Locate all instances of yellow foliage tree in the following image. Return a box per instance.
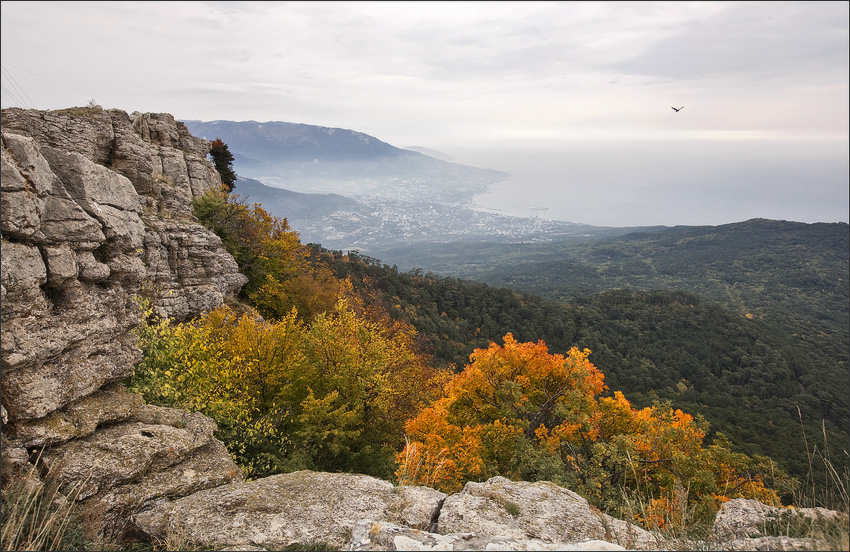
[131,290,444,479]
[130,300,305,476]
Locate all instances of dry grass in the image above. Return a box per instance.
[148,523,203,551]
[53,105,107,118]
[788,409,849,551]
[612,487,704,551]
[0,458,87,551]
[794,408,849,512]
[395,436,448,490]
[612,414,850,551]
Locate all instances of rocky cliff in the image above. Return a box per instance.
[1,108,843,551]
[1,107,247,536]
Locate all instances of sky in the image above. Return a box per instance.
[2,1,848,227]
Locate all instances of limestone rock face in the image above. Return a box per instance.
[125,469,847,552]
[437,477,660,550]
[39,404,241,534]
[0,108,218,217]
[7,383,143,448]
[1,107,246,537]
[711,497,848,550]
[141,219,245,320]
[1,107,246,426]
[133,471,446,550]
[132,473,663,551]
[392,484,448,531]
[347,519,628,551]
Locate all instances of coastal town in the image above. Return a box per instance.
[290,192,592,252]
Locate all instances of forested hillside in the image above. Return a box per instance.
[373,220,848,330]
[318,246,848,497]
[369,220,849,438]
[129,187,846,532]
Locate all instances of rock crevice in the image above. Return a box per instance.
[427,495,446,533]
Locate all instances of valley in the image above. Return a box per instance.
[183,117,849,499]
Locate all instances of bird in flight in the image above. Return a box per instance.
[671,106,684,112]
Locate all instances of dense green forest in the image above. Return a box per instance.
[317,220,849,501]
[371,220,848,341]
[368,220,849,421]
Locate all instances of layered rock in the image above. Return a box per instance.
[0,108,246,425]
[1,108,215,218]
[437,477,659,550]
[128,457,846,551]
[1,107,246,537]
[38,404,241,535]
[132,473,661,551]
[348,520,629,551]
[133,471,447,550]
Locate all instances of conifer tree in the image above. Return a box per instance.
[209,137,237,192]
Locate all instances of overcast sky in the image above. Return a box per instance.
[2,1,848,225]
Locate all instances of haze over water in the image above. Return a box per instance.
[2,2,846,230]
[456,137,849,228]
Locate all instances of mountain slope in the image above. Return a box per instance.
[322,244,848,498]
[404,145,454,161]
[371,219,849,335]
[182,118,648,250]
[232,175,359,222]
[181,119,508,198]
[183,119,405,162]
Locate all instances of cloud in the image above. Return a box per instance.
[613,1,849,80]
[1,1,846,143]
[2,1,846,225]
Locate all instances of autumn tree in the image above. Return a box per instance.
[192,188,343,321]
[129,299,305,476]
[129,290,445,480]
[398,334,604,492]
[209,137,237,192]
[397,334,791,528]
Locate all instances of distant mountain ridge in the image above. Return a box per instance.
[233,176,359,222]
[404,145,454,162]
[181,119,509,201]
[183,118,632,251]
[183,119,408,163]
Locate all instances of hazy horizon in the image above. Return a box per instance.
[446,136,849,227]
[228,129,850,228]
[2,1,847,228]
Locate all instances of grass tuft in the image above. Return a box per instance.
[503,500,522,517]
[0,458,87,551]
[395,436,447,490]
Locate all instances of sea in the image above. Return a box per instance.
[448,137,849,228]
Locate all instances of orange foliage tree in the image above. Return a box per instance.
[397,333,790,528]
